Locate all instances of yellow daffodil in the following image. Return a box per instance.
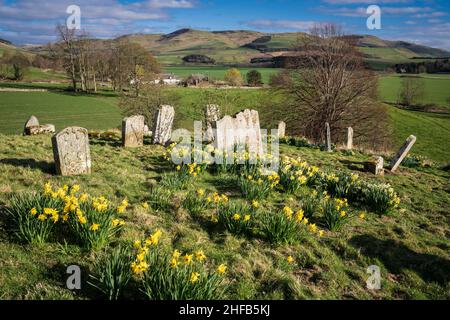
[142,202,149,209]
[134,240,142,249]
[30,208,37,216]
[190,272,200,284]
[359,213,366,220]
[251,200,259,209]
[90,223,100,231]
[170,258,179,269]
[244,215,251,222]
[195,250,206,262]
[37,214,47,221]
[287,256,294,263]
[78,216,87,224]
[318,230,325,237]
[233,214,241,221]
[184,254,194,265]
[217,264,227,274]
[295,210,304,222]
[172,250,181,259]
[308,224,318,233]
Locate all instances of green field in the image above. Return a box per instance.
[164,66,280,83]
[0,91,121,134]
[379,74,450,108]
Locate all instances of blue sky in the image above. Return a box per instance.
[1,0,449,49]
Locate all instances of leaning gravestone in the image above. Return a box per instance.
[278,121,286,138]
[152,105,175,145]
[52,127,91,176]
[204,104,221,142]
[325,122,332,152]
[122,115,145,147]
[24,115,39,135]
[347,127,353,150]
[390,135,417,172]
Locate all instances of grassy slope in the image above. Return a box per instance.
[388,107,450,163]
[379,74,450,108]
[0,134,448,299]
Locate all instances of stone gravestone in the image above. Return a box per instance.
[122,115,145,147]
[278,121,286,139]
[347,127,353,150]
[152,105,175,146]
[214,116,236,152]
[28,124,56,135]
[364,156,384,176]
[204,104,221,142]
[214,109,263,156]
[325,122,332,152]
[52,127,91,176]
[390,135,417,172]
[24,115,39,134]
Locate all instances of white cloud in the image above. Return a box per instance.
[0,0,196,44]
[245,20,318,31]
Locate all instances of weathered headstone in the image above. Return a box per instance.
[364,156,384,176]
[325,122,332,152]
[278,121,286,138]
[204,104,221,142]
[23,115,39,135]
[122,115,145,147]
[214,109,263,156]
[214,116,236,152]
[390,135,417,172]
[28,124,56,135]
[347,127,353,150]
[52,127,91,176]
[152,105,175,145]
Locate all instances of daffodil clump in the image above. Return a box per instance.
[6,183,126,250]
[67,194,127,251]
[238,170,280,201]
[216,200,253,236]
[260,205,324,245]
[359,182,401,214]
[6,189,64,244]
[299,190,320,219]
[183,188,212,216]
[130,230,227,300]
[321,197,351,231]
[148,186,173,211]
[316,171,360,200]
[279,156,319,194]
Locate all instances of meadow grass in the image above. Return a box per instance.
[0,134,448,299]
[379,74,450,108]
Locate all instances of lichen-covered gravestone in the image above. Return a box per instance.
[52,127,92,176]
[347,127,353,150]
[364,156,384,176]
[28,124,56,135]
[278,121,286,138]
[122,115,145,147]
[204,104,221,142]
[152,105,175,145]
[390,135,417,172]
[326,122,332,152]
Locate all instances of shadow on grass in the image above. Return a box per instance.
[349,234,450,286]
[0,158,55,174]
[338,159,368,173]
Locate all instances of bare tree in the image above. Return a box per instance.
[399,76,425,107]
[274,23,390,149]
[56,24,78,91]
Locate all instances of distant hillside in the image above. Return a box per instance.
[11,28,450,69]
